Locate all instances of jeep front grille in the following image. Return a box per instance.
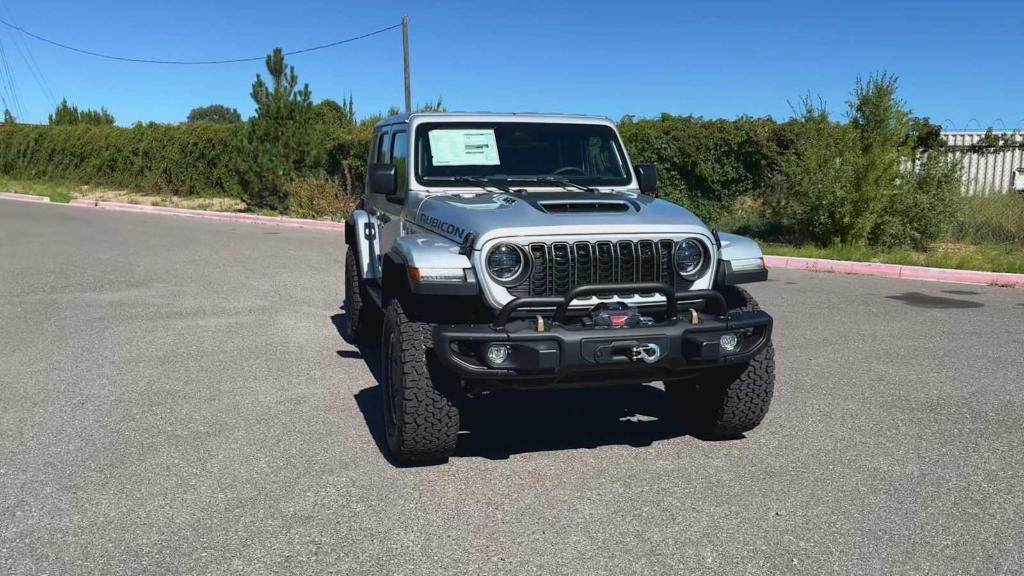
[508,239,686,297]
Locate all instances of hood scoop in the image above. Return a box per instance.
[536,199,633,214]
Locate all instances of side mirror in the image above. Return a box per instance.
[370,163,398,198]
[634,164,658,194]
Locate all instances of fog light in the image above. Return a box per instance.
[720,333,740,353]
[486,344,510,365]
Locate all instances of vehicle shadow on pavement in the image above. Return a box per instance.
[454,386,685,459]
[333,311,689,463]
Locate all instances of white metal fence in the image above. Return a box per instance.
[941,131,1024,196]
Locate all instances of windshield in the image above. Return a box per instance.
[414,122,632,188]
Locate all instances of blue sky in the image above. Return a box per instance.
[0,0,1021,128]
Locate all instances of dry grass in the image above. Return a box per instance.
[765,241,1024,274]
[76,188,247,212]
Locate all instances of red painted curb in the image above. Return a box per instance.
[0,192,50,203]
[764,255,1024,287]
[67,199,345,231]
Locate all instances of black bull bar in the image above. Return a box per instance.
[432,283,772,381]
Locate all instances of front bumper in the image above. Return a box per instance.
[433,283,772,384]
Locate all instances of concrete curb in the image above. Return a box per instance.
[0,192,50,203]
[6,193,1021,287]
[66,199,345,232]
[764,255,1024,287]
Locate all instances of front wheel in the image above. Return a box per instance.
[666,343,775,438]
[665,286,775,438]
[381,299,460,464]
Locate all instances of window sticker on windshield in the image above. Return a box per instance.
[428,129,501,166]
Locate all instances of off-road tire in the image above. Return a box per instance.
[343,246,378,344]
[381,299,460,464]
[666,286,775,438]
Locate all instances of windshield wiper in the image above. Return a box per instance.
[422,176,517,195]
[499,175,597,193]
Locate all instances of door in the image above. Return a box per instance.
[362,128,392,279]
[377,129,408,256]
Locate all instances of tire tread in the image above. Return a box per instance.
[384,300,459,463]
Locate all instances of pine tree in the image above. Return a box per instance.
[49,98,80,125]
[48,99,114,126]
[240,48,323,211]
[3,108,14,124]
[79,106,115,126]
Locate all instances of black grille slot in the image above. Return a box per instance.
[529,243,549,296]
[574,242,595,286]
[637,240,657,296]
[551,243,573,294]
[638,241,657,282]
[511,238,685,297]
[658,240,674,284]
[596,242,616,284]
[617,241,637,283]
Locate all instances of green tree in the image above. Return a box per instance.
[48,99,114,126]
[908,116,944,152]
[846,72,908,237]
[416,97,446,113]
[775,98,864,244]
[773,74,960,247]
[187,104,242,124]
[79,107,115,126]
[3,108,14,124]
[239,47,323,211]
[48,98,80,125]
[312,96,355,131]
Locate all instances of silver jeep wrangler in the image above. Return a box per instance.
[344,112,774,464]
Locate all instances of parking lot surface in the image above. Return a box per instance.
[2,200,1022,575]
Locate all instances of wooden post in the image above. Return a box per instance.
[402,16,411,114]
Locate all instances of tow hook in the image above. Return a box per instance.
[631,343,662,364]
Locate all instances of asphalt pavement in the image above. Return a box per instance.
[1,200,1022,575]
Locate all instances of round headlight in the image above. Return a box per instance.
[486,243,527,284]
[674,239,706,278]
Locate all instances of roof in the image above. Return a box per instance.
[374,111,612,128]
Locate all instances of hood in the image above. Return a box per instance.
[410,190,709,247]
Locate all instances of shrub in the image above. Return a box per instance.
[618,114,788,222]
[0,123,245,197]
[871,152,963,248]
[772,102,866,244]
[287,176,359,221]
[769,74,954,248]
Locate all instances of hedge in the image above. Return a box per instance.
[0,123,246,197]
[618,114,792,222]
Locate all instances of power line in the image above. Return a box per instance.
[10,34,56,108]
[0,35,25,118]
[1,1,57,108]
[0,17,401,65]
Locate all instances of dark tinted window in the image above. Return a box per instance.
[375,131,391,163]
[390,131,408,190]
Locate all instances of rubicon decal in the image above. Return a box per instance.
[418,212,468,240]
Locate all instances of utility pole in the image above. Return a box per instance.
[402,15,411,113]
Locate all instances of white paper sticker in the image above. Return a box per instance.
[428,129,501,166]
